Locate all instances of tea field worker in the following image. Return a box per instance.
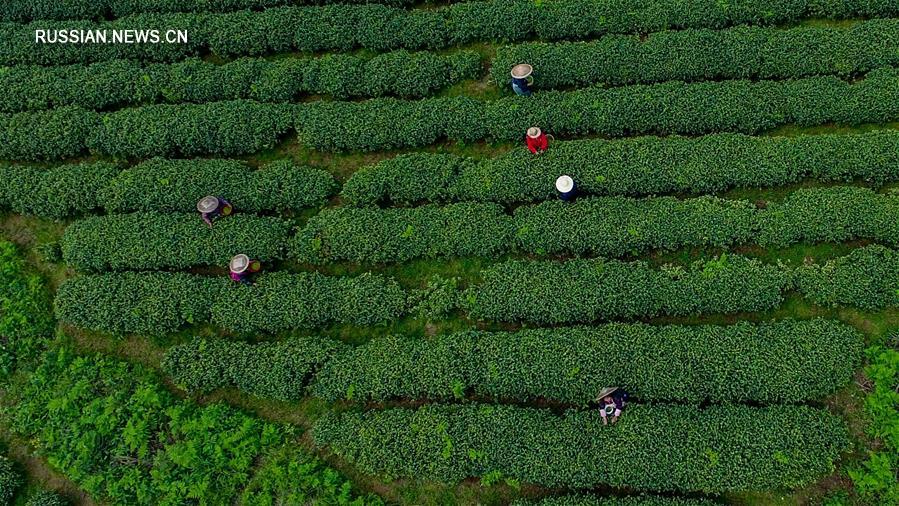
[510,63,534,96]
[596,387,628,425]
[555,175,577,201]
[526,126,549,155]
[229,254,261,286]
[198,195,233,227]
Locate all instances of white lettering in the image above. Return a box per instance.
[34,29,46,43]
[166,30,188,43]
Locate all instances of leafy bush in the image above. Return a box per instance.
[294,203,513,264]
[313,403,849,492]
[0,51,481,112]
[162,336,344,400]
[849,345,899,503]
[55,271,408,335]
[4,0,897,64]
[312,319,862,404]
[0,241,53,377]
[209,272,408,333]
[297,69,899,152]
[341,131,899,204]
[0,107,97,161]
[24,491,68,506]
[796,245,899,311]
[0,455,22,506]
[514,496,714,506]
[0,158,336,219]
[54,272,224,335]
[491,19,899,89]
[60,213,291,272]
[464,254,791,324]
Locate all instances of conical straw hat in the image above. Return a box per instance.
[230,254,250,273]
[197,195,219,213]
[511,63,533,79]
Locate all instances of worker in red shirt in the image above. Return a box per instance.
[526,126,548,155]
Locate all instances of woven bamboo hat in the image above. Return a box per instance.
[527,127,542,138]
[197,196,219,213]
[230,254,250,273]
[555,175,574,193]
[595,386,619,402]
[511,63,533,79]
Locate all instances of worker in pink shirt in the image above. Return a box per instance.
[229,254,261,286]
[197,195,233,227]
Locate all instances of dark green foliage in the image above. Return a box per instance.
[0,455,22,506]
[313,403,849,492]
[209,272,408,333]
[0,162,116,218]
[54,272,224,335]
[465,255,791,324]
[514,495,715,506]
[491,19,899,89]
[0,158,336,219]
[311,319,862,404]
[4,1,898,64]
[0,51,481,112]
[0,241,54,377]
[86,101,293,159]
[0,107,97,161]
[24,491,69,506]
[61,213,291,272]
[296,70,899,152]
[163,336,344,400]
[55,271,408,335]
[342,131,899,204]
[294,203,513,264]
[240,444,385,506]
[796,245,899,311]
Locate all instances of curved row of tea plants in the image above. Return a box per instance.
[310,319,863,405]
[491,19,899,89]
[61,213,292,272]
[297,69,899,152]
[54,271,407,335]
[297,186,899,264]
[163,319,861,405]
[0,51,481,113]
[342,130,899,204]
[0,158,336,219]
[515,496,715,506]
[5,0,894,65]
[469,246,899,325]
[5,70,899,160]
[312,403,848,492]
[8,346,382,505]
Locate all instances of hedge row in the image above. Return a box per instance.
[296,69,899,152]
[162,336,344,401]
[0,0,416,22]
[491,19,899,89]
[60,213,291,272]
[0,51,481,113]
[311,319,862,405]
[796,244,899,311]
[0,158,335,218]
[514,497,715,506]
[296,186,899,263]
[54,271,407,335]
[464,254,790,324]
[294,202,514,264]
[313,403,848,492]
[0,101,292,161]
[4,71,898,160]
[5,0,897,64]
[342,130,899,204]
[10,347,382,505]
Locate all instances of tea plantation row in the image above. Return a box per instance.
[160,319,862,405]
[5,71,899,160]
[0,158,335,218]
[54,245,899,334]
[312,403,847,492]
[5,0,895,65]
[342,130,899,204]
[59,186,899,269]
[0,51,481,113]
